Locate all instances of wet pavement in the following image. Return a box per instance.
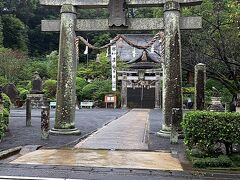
[75,109,149,150]
[11,149,183,171]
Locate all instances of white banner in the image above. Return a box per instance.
[111,44,117,91]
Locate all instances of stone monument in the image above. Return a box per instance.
[3,83,19,105]
[194,63,206,110]
[27,71,44,109]
[31,71,43,94]
[208,87,225,112]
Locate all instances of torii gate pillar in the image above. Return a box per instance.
[158,1,183,136]
[50,5,80,135]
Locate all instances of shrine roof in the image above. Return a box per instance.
[116,34,161,64]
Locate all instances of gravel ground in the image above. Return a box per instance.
[0,108,127,151]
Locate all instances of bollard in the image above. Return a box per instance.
[26,98,32,127]
[170,108,182,144]
[41,104,50,140]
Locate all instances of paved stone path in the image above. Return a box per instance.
[75,109,150,150]
[11,149,183,171]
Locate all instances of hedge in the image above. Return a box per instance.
[0,112,7,140]
[182,111,240,155]
[192,155,233,168]
[0,93,11,140]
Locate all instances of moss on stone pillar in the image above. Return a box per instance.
[51,5,80,135]
[160,1,183,135]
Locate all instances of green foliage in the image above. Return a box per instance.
[2,108,9,126]
[0,112,6,140]
[182,111,240,154]
[0,76,8,86]
[46,51,58,80]
[2,93,11,112]
[2,14,28,52]
[76,77,88,102]
[81,80,112,102]
[17,87,29,101]
[82,83,98,100]
[43,79,57,100]
[0,16,3,47]
[181,0,240,97]
[0,93,11,139]
[0,48,28,82]
[229,154,240,167]
[192,155,233,168]
[20,60,49,81]
[206,79,233,104]
[78,51,111,80]
[182,87,195,94]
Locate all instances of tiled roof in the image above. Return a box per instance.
[116,34,161,64]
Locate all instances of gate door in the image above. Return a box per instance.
[127,87,155,108]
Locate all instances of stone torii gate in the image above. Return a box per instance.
[40,0,202,135]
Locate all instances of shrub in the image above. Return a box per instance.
[182,111,240,155]
[192,155,233,168]
[229,154,240,167]
[0,112,7,140]
[2,93,11,112]
[2,108,9,126]
[17,87,29,101]
[182,87,195,94]
[0,76,8,86]
[82,83,98,100]
[81,80,112,102]
[0,93,11,140]
[43,79,57,100]
[76,77,88,102]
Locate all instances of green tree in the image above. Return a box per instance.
[0,48,28,82]
[181,0,240,98]
[19,60,49,81]
[0,16,3,47]
[2,14,28,52]
[46,51,58,80]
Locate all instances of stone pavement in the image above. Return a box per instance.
[11,149,183,171]
[75,109,149,150]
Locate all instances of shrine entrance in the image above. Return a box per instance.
[128,86,155,109]
[40,0,203,135]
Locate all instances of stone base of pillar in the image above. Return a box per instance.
[121,105,128,109]
[50,128,81,135]
[157,129,171,137]
[157,129,184,139]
